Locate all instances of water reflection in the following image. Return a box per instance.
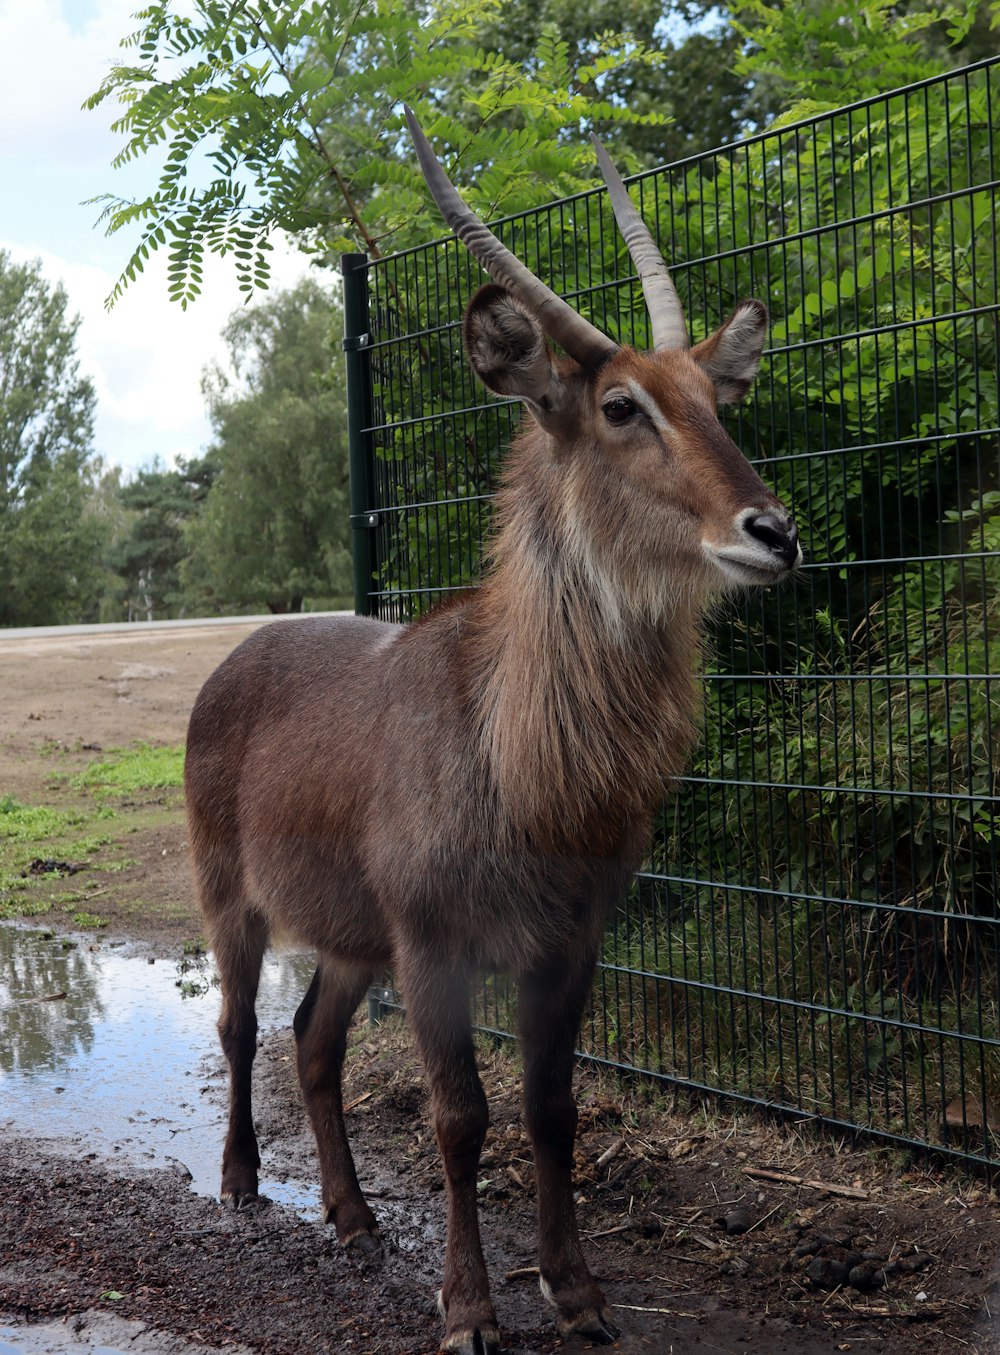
[0,926,316,1204]
[1,935,104,1073]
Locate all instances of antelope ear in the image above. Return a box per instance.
[691,299,769,405]
[463,285,567,427]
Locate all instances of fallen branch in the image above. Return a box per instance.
[583,1222,633,1241]
[344,1090,374,1112]
[743,1167,870,1199]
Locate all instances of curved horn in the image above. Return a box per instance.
[405,106,617,370]
[591,136,689,352]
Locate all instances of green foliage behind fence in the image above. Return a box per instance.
[348,59,1000,1166]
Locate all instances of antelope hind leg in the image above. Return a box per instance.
[213,912,269,1207]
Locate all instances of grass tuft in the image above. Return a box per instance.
[71,911,108,929]
[0,795,76,843]
[74,743,185,796]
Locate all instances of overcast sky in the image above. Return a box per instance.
[0,0,313,476]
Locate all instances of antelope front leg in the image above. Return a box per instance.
[294,959,380,1251]
[518,960,620,1344]
[399,955,498,1355]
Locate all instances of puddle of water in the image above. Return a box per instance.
[0,1315,251,1355]
[0,1330,122,1355]
[0,1324,129,1355]
[0,926,317,1209]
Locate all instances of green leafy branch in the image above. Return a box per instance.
[85,0,667,307]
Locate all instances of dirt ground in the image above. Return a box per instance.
[1,620,999,1355]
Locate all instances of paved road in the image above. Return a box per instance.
[0,612,350,643]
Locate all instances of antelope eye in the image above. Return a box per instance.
[602,395,636,425]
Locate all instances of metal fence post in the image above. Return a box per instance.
[343,252,395,1025]
[367,982,399,1026]
[341,252,377,618]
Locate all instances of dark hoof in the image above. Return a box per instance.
[441,1329,500,1355]
[559,1311,620,1345]
[343,1228,382,1257]
[220,1189,260,1211]
[583,1315,620,1344]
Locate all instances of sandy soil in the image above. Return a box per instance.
[1,621,999,1355]
[0,621,268,948]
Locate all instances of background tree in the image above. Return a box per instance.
[106,456,218,620]
[729,0,979,112]
[181,278,352,614]
[463,0,756,166]
[0,253,107,627]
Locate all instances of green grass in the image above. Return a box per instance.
[0,741,184,922]
[0,795,78,843]
[73,743,185,796]
[0,797,80,913]
[0,894,53,921]
[71,911,108,929]
[71,831,116,854]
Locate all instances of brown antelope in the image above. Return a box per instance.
[185,108,801,1355]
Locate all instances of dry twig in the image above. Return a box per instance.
[596,1137,626,1170]
[743,1166,870,1199]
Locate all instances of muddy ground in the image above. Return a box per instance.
[1,620,999,1355]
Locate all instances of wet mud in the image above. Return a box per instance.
[3,923,1000,1354]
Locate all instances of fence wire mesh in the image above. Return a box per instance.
[345,59,1000,1167]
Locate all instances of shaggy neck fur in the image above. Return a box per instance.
[467,441,705,847]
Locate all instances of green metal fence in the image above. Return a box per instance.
[344,58,1000,1168]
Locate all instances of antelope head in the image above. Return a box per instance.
[405,110,801,621]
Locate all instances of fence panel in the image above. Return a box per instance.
[345,58,1000,1167]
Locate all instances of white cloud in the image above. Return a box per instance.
[0,1,319,475]
[2,234,316,473]
[0,0,140,165]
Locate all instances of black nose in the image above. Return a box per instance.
[745,511,800,568]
